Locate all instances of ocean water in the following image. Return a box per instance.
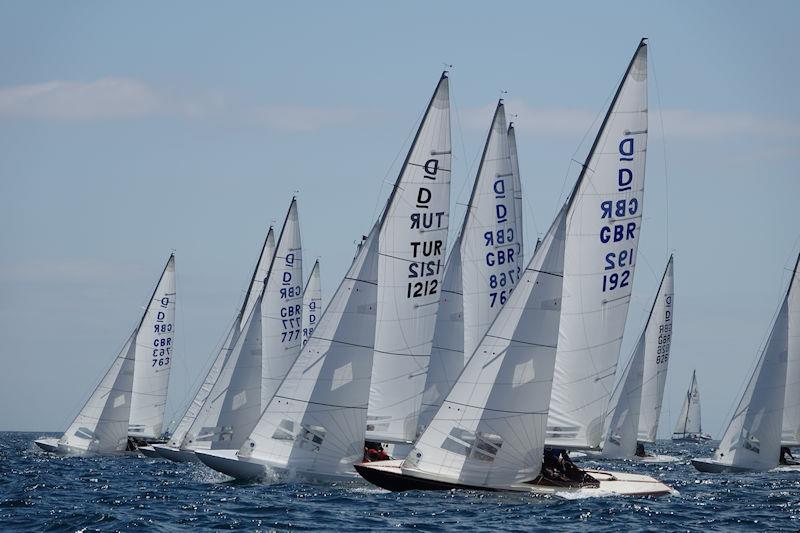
[2,432,799,531]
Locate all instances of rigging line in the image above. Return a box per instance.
[369,88,429,225]
[649,44,671,259]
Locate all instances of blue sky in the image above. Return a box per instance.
[1,1,798,437]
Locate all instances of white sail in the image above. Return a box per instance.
[60,333,137,453]
[673,371,702,436]
[714,297,789,471]
[601,333,645,458]
[129,254,177,440]
[403,205,566,488]
[367,73,452,443]
[507,122,524,268]
[417,102,521,434]
[417,234,463,433]
[547,40,649,449]
[166,323,237,449]
[460,102,520,363]
[168,227,275,449]
[781,253,800,446]
[638,256,675,443]
[302,260,322,347]
[260,197,304,408]
[238,226,380,476]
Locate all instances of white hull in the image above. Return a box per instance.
[137,445,161,458]
[151,444,201,463]
[356,460,675,497]
[34,438,61,454]
[34,437,130,457]
[691,457,763,473]
[195,449,268,480]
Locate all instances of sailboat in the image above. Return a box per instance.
[194,72,452,481]
[671,371,711,441]
[35,254,176,455]
[356,39,673,496]
[162,199,304,465]
[152,226,276,462]
[692,252,799,473]
[596,256,678,463]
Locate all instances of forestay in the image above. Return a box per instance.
[673,371,702,437]
[403,205,566,488]
[238,226,380,476]
[367,73,452,443]
[302,260,322,347]
[714,295,789,471]
[168,228,275,450]
[60,333,137,453]
[418,102,522,435]
[781,253,800,446]
[129,255,177,440]
[547,40,649,449]
[638,256,675,443]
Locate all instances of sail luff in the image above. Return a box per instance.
[240,227,276,330]
[507,123,524,268]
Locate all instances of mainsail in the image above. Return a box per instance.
[238,225,380,476]
[601,256,674,457]
[367,73,452,444]
[302,260,322,347]
[418,101,521,434]
[713,295,789,471]
[260,198,304,408]
[638,256,675,443]
[403,205,567,487]
[546,39,649,449]
[781,253,800,446]
[166,228,276,450]
[128,254,177,440]
[673,371,702,437]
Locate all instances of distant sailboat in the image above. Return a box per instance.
[195,72,452,480]
[692,252,799,473]
[35,255,176,455]
[152,226,276,462]
[356,40,673,497]
[671,371,710,441]
[599,256,677,462]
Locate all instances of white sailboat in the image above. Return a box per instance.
[692,252,799,473]
[151,227,276,463]
[169,199,303,466]
[417,101,521,437]
[671,371,710,441]
[782,253,800,450]
[597,256,678,462]
[35,255,176,455]
[356,40,673,497]
[195,73,451,480]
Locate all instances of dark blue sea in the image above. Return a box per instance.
[2,432,799,531]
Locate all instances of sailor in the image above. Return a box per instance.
[779,446,797,465]
[635,442,647,457]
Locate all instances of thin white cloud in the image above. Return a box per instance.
[465,98,800,141]
[0,78,161,120]
[0,78,363,132]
